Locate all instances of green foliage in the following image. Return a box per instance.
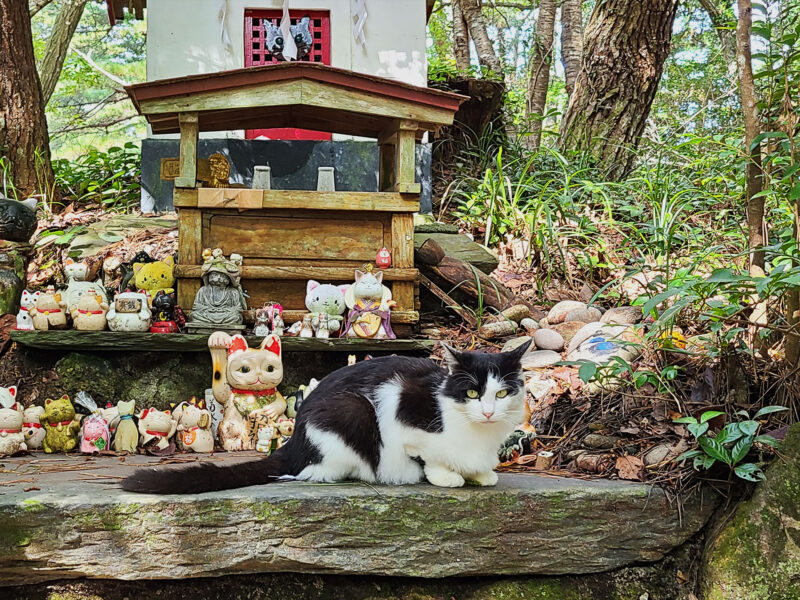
[674,407,787,481]
[53,142,141,211]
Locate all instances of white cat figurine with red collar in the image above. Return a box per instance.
[0,386,27,457]
[15,290,38,331]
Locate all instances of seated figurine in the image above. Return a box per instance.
[187,249,247,334]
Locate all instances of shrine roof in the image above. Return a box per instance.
[126,62,468,137]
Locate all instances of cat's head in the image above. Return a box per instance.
[20,290,39,309]
[226,334,283,391]
[43,395,75,421]
[64,258,89,281]
[440,341,531,426]
[0,386,20,411]
[306,280,348,316]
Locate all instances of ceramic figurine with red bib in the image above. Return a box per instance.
[0,386,26,457]
[137,408,177,451]
[208,332,289,451]
[174,398,214,453]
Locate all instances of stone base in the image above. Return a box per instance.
[0,454,718,586]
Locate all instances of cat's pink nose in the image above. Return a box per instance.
[482,411,494,420]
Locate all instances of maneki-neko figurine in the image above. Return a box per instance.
[30,286,68,331]
[187,249,247,335]
[40,395,81,453]
[208,332,290,451]
[0,386,26,457]
[70,288,109,331]
[344,265,396,339]
[150,290,180,333]
[173,397,214,453]
[137,408,177,453]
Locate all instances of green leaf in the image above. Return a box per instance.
[734,463,766,482]
[674,449,703,462]
[731,436,754,465]
[694,455,716,470]
[754,406,789,418]
[578,362,598,382]
[739,421,760,436]
[750,131,788,150]
[718,423,744,445]
[700,411,725,423]
[698,436,732,465]
[754,435,782,448]
[673,416,699,424]
[642,289,682,318]
[688,422,709,438]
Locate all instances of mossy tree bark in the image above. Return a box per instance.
[0,0,57,202]
[559,0,583,99]
[559,0,679,179]
[39,0,88,105]
[526,0,557,149]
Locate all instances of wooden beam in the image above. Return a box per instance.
[134,0,144,19]
[379,144,396,193]
[175,265,418,282]
[177,208,202,309]
[419,273,478,328]
[182,188,420,212]
[391,213,416,311]
[395,126,416,186]
[175,112,198,188]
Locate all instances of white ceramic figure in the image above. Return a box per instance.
[174,400,214,453]
[314,313,330,339]
[63,279,109,315]
[137,408,177,451]
[64,258,89,282]
[15,290,39,330]
[343,268,396,339]
[255,425,277,453]
[22,405,46,450]
[71,288,109,331]
[0,386,26,457]
[107,292,152,332]
[305,280,348,333]
[299,314,314,338]
[29,286,68,330]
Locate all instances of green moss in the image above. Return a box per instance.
[55,354,117,400]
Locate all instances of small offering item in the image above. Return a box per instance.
[253,302,283,336]
[64,257,89,282]
[255,425,277,453]
[314,313,330,339]
[137,408,177,452]
[375,247,392,269]
[174,398,214,453]
[62,278,108,315]
[80,414,110,454]
[15,290,38,331]
[30,286,68,331]
[71,288,109,331]
[344,266,396,339]
[298,314,314,338]
[40,395,81,453]
[187,249,247,334]
[0,386,26,457]
[108,292,151,332]
[112,400,138,453]
[22,405,45,450]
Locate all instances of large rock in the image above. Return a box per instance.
[414,232,498,274]
[0,455,717,585]
[702,424,800,600]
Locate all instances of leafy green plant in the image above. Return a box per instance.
[673,407,787,481]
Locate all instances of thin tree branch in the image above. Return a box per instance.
[71,47,130,88]
[29,0,55,17]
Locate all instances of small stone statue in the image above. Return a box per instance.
[187,249,247,334]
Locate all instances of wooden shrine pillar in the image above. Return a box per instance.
[175,112,201,310]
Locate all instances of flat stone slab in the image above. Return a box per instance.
[0,454,717,585]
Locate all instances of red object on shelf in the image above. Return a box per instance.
[375,247,392,269]
[150,321,179,334]
[244,9,332,141]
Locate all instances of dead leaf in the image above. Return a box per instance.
[620,426,641,435]
[616,455,644,480]
[677,569,689,583]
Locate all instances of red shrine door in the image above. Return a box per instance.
[244,9,332,141]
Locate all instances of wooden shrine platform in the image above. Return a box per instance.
[0,453,718,585]
[8,330,435,353]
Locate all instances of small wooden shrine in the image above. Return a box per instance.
[126,62,466,331]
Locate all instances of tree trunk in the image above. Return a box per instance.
[0,0,56,202]
[39,0,88,105]
[457,0,503,78]
[526,0,557,149]
[453,0,471,71]
[698,0,737,71]
[559,0,680,179]
[736,0,765,273]
[560,0,583,99]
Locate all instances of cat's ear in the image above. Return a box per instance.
[354,270,365,283]
[260,334,281,357]
[338,284,350,296]
[307,280,320,294]
[228,334,249,356]
[162,256,175,267]
[65,258,74,265]
[502,338,532,365]
[374,271,384,285]
[440,343,464,373]
[7,386,16,398]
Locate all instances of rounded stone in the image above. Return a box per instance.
[547,300,587,324]
[549,321,589,345]
[519,317,540,333]
[533,328,565,352]
[564,307,602,323]
[583,434,620,449]
[521,350,562,370]
[600,306,642,325]
[501,336,535,354]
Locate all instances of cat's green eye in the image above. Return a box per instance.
[466,390,479,399]
[496,389,508,398]
[240,365,250,373]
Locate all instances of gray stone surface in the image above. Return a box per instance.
[141,139,433,213]
[501,336,534,353]
[0,454,717,585]
[533,328,565,352]
[413,232,498,274]
[521,350,564,369]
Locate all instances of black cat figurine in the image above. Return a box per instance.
[0,197,37,243]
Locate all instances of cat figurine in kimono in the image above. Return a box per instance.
[40,395,81,453]
[344,268,396,339]
[209,332,287,451]
[0,386,26,457]
[15,290,38,330]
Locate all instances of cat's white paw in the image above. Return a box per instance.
[425,465,465,488]
[470,470,499,487]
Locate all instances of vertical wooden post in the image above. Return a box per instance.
[391,122,418,314]
[177,208,202,311]
[394,121,419,194]
[175,112,199,189]
[379,144,396,192]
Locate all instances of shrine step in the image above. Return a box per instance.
[8,330,436,353]
[0,454,718,586]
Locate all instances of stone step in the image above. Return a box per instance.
[0,454,718,586]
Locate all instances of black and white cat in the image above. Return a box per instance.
[122,341,531,494]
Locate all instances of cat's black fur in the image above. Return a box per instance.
[122,342,530,495]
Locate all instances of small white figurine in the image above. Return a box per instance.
[15,290,38,331]
[299,313,314,338]
[255,425,277,453]
[314,312,330,339]
[107,292,152,332]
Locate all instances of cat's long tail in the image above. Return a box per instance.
[121,452,289,495]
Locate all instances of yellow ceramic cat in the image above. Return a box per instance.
[40,395,81,453]
[209,332,287,451]
[132,256,175,301]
